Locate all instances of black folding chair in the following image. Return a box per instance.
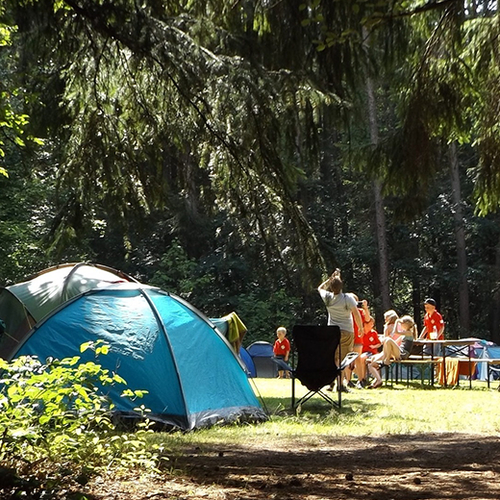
[290,325,342,411]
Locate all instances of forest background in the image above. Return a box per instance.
[1,0,500,346]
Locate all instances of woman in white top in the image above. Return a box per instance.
[318,269,363,391]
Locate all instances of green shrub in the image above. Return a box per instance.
[0,343,164,497]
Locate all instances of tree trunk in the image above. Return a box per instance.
[366,74,391,314]
[449,142,470,338]
[491,230,500,344]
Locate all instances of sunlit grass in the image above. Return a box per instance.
[152,377,500,451]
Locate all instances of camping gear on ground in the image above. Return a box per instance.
[246,341,277,378]
[8,283,267,431]
[0,262,137,358]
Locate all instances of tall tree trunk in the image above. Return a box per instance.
[449,142,470,338]
[491,226,500,344]
[366,75,391,314]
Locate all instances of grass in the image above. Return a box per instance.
[152,377,500,450]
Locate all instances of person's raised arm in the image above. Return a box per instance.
[351,305,363,333]
[318,276,331,292]
[393,318,402,333]
[361,299,370,319]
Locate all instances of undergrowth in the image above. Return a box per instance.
[0,342,164,499]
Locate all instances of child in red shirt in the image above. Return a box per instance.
[357,317,382,388]
[273,326,291,379]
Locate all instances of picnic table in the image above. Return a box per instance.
[412,338,477,388]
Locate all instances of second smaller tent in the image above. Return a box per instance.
[0,263,137,359]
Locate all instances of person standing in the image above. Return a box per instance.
[419,298,445,356]
[273,326,291,379]
[345,297,371,387]
[419,298,445,340]
[318,269,363,392]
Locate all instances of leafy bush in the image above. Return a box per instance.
[0,342,163,497]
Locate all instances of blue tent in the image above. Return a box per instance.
[472,339,500,381]
[239,346,257,377]
[12,283,266,430]
[247,341,277,378]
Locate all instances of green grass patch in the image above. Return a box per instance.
[152,378,500,450]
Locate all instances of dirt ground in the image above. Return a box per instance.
[86,433,500,500]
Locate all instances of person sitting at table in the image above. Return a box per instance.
[419,298,445,340]
[382,309,399,338]
[367,315,417,388]
[356,316,382,388]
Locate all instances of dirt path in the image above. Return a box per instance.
[87,433,500,500]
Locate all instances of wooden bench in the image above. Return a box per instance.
[384,356,442,386]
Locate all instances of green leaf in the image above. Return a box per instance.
[96,344,109,355]
[80,342,92,353]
